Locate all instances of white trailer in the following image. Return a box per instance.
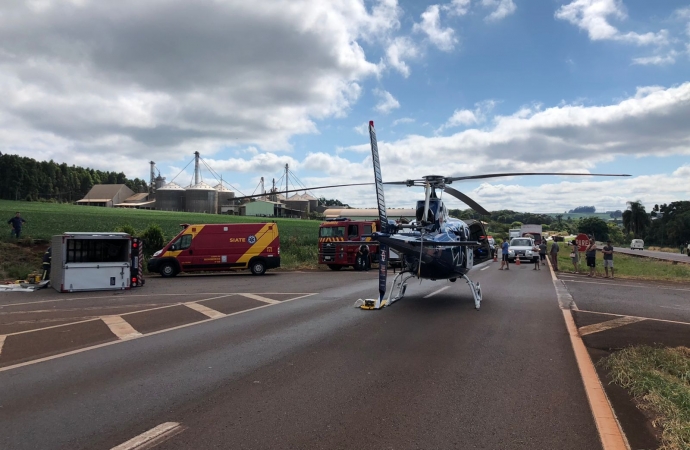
[52,232,132,293]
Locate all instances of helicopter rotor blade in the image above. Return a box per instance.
[228,182,373,202]
[443,186,491,216]
[446,172,631,182]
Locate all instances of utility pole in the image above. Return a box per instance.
[260,177,265,198]
[285,164,289,200]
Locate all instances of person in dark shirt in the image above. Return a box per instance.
[585,237,598,277]
[7,212,26,238]
[602,240,614,279]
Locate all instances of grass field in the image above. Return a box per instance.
[0,200,320,272]
[550,242,690,282]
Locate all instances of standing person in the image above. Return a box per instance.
[539,240,547,266]
[41,247,52,282]
[550,239,560,271]
[602,240,614,278]
[7,212,26,238]
[532,242,541,271]
[585,236,598,277]
[499,239,510,270]
[570,241,580,273]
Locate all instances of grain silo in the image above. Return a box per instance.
[185,181,218,213]
[156,182,185,211]
[214,184,235,213]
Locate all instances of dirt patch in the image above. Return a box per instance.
[0,241,47,282]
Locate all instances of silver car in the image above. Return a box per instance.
[508,238,538,263]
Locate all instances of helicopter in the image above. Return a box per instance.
[226,121,630,311]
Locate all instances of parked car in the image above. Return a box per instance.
[630,239,644,251]
[507,237,538,263]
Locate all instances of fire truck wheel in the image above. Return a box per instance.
[250,259,266,276]
[327,264,342,271]
[160,262,177,278]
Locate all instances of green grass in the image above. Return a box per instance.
[549,242,690,282]
[600,346,690,450]
[0,200,320,270]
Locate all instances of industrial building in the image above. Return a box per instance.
[77,184,136,207]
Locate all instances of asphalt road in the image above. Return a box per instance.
[0,264,600,450]
[613,246,690,263]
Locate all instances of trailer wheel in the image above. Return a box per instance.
[328,264,342,271]
[250,259,266,276]
[160,262,177,278]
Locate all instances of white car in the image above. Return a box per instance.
[630,239,644,250]
[508,237,538,263]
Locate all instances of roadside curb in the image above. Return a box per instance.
[547,257,630,450]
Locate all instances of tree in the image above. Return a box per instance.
[510,221,523,229]
[318,197,350,207]
[578,217,609,241]
[609,210,622,219]
[622,201,650,239]
[568,206,596,213]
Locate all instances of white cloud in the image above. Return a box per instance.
[443,0,472,17]
[0,0,403,175]
[632,51,678,66]
[438,100,496,131]
[392,117,415,126]
[385,36,422,77]
[373,88,401,114]
[413,4,458,52]
[481,0,516,22]
[353,122,369,135]
[555,0,668,46]
[327,82,690,209]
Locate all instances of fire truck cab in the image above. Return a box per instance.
[318,218,379,270]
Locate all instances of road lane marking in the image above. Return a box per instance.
[111,422,184,450]
[576,309,690,326]
[480,266,490,271]
[0,335,5,356]
[0,292,317,373]
[561,279,690,292]
[184,302,225,319]
[547,255,629,450]
[578,316,646,336]
[424,286,450,298]
[0,292,315,308]
[101,316,143,340]
[239,293,279,304]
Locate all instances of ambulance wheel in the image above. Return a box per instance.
[160,263,177,278]
[328,265,342,271]
[250,259,266,276]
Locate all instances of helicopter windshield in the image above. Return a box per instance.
[415,200,440,222]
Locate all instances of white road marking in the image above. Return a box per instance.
[423,286,450,298]
[547,255,629,450]
[111,422,184,450]
[101,316,142,340]
[578,316,646,336]
[0,293,317,373]
[561,278,690,292]
[0,335,5,356]
[480,266,490,271]
[240,293,279,304]
[184,302,225,319]
[576,309,690,326]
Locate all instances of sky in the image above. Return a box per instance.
[1,0,689,213]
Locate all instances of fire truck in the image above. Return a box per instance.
[318,218,380,270]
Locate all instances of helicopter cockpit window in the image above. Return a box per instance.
[320,227,345,238]
[415,200,439,222]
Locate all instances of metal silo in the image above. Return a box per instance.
[214,184,236,214]
[185,181,218,213]
[156,182,185,211]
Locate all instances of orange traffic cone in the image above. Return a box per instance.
[493,253,498,262]
[515,258,521,266]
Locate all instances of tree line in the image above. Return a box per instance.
[0,152,148,202]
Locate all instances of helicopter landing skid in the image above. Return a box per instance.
[461,274,482,310]
[385,270,416,306]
